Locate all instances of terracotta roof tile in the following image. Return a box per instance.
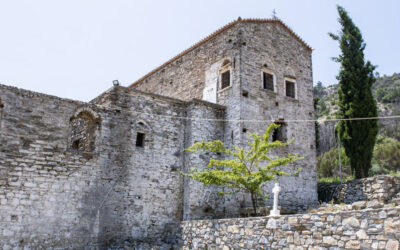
[129,18,312,88]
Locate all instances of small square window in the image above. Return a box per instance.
[263,72,274,91]
[285,80,296,98]
[136,133,145,147]
[221,70,230,90]
[272,122,287,142]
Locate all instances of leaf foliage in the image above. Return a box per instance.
[181,123,303,213]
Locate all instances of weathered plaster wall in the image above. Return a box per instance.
[180,207,400,249]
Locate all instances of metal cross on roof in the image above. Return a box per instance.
[272,9,277,19]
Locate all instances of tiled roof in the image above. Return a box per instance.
[129,17,312,88]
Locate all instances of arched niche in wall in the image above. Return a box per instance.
[285,66,296,79]
[69,108,101,152]
[132,120,152,149]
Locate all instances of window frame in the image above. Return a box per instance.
[261,68,276,92]
[284,77,297,99]
[218,63,232,91]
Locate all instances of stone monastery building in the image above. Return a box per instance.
[0,18,317,248]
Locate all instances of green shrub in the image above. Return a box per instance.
[372,136,400,172]
[317,148,351,178]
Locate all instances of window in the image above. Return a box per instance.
[69,110,101,152]
[219,59,231,91]
[221,70,230,90]
[263,72,274,91]
[272,122,287,142]
[261,68,275,92]
[285,79,296,98]
[136,132,145,147]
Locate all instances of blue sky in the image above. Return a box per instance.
[1,0,399,102]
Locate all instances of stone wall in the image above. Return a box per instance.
[238,22,317,211]
[132,22,240,102]
[318,176,400,203]
[180,207,400,249]
[0,84,230,248]
[0,19,319,248]
[0,84,111,248]
[130,20,317,212]
[183,101,226,220]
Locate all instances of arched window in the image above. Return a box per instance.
[69,109,101,152]
[219,59,232,91]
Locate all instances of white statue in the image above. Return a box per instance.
[269,182,281,216]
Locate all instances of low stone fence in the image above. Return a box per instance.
[318,175,400,203]
[179,207,400,249]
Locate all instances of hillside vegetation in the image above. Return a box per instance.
[315,73,400,121]
[315,73,400,179]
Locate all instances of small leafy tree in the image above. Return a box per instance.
[182,123,302,215]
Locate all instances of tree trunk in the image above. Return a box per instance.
[250,192,257,216]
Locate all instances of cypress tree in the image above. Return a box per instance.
[329,6,378,179]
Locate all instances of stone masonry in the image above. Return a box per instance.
[0,18,317,248]
[318,176,400,204]
[131,18,317,213]
[180,207,400,249]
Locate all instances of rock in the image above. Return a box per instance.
[351,201,366,210]
[323,236,337,246]
[386,239,399,250]
[288,217,298,225]
[356,230,368,240]
[342,217,360,228]
[244,228,253,235]
[378,211,387,219]
[367,200,383,209]
[345,240,361,249]
[384,219,400,234]
[360,219,368,229]
[266,218,277,229]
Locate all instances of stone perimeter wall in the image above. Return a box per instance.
[318,176,400,203]
[180,207,400,249]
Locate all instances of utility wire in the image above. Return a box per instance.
[125,108,400,123]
